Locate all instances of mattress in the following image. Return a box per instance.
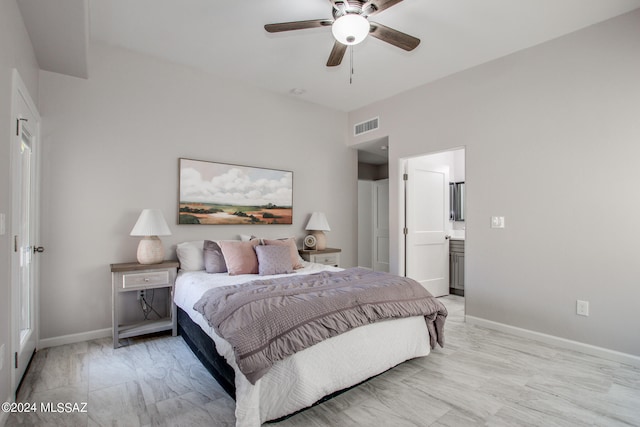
[174,263,432,426]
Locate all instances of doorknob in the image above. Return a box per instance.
[33,246,45,253]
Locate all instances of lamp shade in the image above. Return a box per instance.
[130,209,171,236]
[331,14,370,45]
[305,212,331,231]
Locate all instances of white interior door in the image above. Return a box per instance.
[405,158,450,296]
[372,179,389,272]
[11,70,40,393]
[357,180,373,269]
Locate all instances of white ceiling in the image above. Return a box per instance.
[19,0,640,112]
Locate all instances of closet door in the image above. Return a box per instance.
[372,179,389,272]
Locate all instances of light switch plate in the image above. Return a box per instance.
[491,216,505,228]
[0,213,5,235]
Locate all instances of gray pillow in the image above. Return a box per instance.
[203,240,227,273]
[255,245,294,276]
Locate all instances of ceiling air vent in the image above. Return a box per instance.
[354,117,379,136]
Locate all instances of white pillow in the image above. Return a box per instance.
[176,240,205,271]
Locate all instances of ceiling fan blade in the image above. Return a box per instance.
[327,41,347,67]
[367,0,404,16]
[265,19,332,33]
[369,22,420,51]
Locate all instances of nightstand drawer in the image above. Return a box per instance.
[122,271,169,289]
[299,248,341,267]
[316,254,338,265]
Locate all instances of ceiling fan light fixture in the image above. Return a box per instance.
[331,14,370,45]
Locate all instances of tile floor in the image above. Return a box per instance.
[5,296,640,426]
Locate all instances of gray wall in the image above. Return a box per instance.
[38,43,355,341]
[348,10,640,357]
[0,0,40,406]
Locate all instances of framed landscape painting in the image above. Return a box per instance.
[179,158,293,225]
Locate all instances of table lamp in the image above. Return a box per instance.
[130,209,171,264]
[305,212,331,250]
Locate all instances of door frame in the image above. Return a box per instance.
[398,147,466,293]
[10,69,41,395]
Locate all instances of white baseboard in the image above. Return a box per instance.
[465,315,640,368]
[38,328,112,350]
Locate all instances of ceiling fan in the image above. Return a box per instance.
[264,0,420,67]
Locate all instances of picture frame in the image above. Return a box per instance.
[178,158,293,225]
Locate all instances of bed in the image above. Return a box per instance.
[173,239,447,426]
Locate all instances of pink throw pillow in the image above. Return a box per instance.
[218,239,260,275]
[263,238,304,269]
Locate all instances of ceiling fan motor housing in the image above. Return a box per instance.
[332,0,374,19]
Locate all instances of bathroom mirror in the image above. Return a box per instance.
[449,182,465,221]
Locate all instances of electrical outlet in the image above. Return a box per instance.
[577,300,589,316]
[0,343,5,371]
[491,216,505,228]
[137,290,146,301]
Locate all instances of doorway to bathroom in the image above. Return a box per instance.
[401,148,465,298]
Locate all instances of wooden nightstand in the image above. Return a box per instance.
[111,261,179,348]
[298,248,341,267]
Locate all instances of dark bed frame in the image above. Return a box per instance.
[177,307,387,423]
[177,307,236,398]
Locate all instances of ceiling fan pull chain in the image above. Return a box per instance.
[350,46,354,84]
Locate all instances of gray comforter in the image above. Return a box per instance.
[194,268,447,384]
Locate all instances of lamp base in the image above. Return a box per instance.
[137,236,164,264]
[311,230,327,251]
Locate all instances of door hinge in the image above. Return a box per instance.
[403,173,408,181]
[14,235,18,252]
[14,352,18,369]
[403,227,408,235]
[16,118,28,136]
